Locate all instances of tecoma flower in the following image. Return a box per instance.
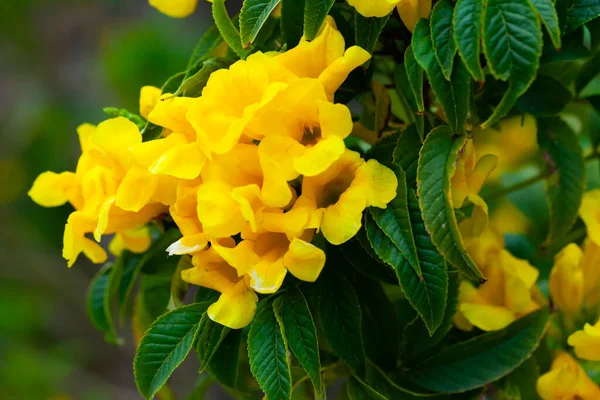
[568,319,600,361]
[346,0,432,31]
[537,352,600,400]
[580,189,600,247]
[149,0,198,18]
[139,85,162,119]
[549,244,585,314]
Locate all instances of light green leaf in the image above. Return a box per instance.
[212,0,251,59]
[538,117,586,245]
[409,308,550,393]
[516,74,573,116]
[196,314,230,374]
[134,302,210,400]
[355,13,391,57]
[248,303,292,400]
[240,0,282,46]
[530,0,562,49]
[369,167,421,277]
[453,0,485,81]
[404,45,425,113]
[430,0,457,80]
[304,0,335,40]
[186,25,223,70]
[481,0,542,127]
[566,0,600,33]
[87,263,120,344]
[103,107,145,129]
[417,127,483,281]
[319,270,366,377]
[281,0,305,47]
[412,20,470,134]
[279,287,323,398]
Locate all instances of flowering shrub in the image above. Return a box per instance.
[29,0,600,399]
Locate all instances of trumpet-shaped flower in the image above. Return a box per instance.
[537,352,600,400]
[28,118,175,266]
[149,0,198,18]
[346,0,432,31]
[139,86,162,119]
[549,244,586,314]
[568,319,600,361]
[580,189,600,247]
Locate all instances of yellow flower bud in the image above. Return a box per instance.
[549,244,585,314]
[568,319,600,361]
[148,0,198,18]
[139,85,161,119]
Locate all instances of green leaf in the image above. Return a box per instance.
[304,0,335,40]
[319,270,366,377]
[394,63,423,134]
[566,0,600,33]
[103,107,145,129]
[194,287,221,303]
[134,302,210,400]
[530,0,562,49]
[369,167,421,277]
[207,329,243,388]
[212,0,251,59]
[516,74,573,116]
[87,263,120,344]
[169,257,191,310]
[186,24,223,70]
[340,236,398,284]
[453,0,485,81]
[365,213,405,272]
[499,357,540,400]
[393,124,423,187]
[141,274,174,322]
[412,20,470,134]
[175,57,233,97]
[417,127,483,281]
[538,117,586,244]
[575,50,600,94]
[279,287,323,398]
[248,303,292,400]
[409,308,550,393]
[347,378,388,400]
[139,229,182,276]
[240,0,282,46]
[281,0,305,47]
[355,13,391,57]
[404,45,425,113]
[430,0,457,81]
[367,131,400,167]
[113,250,143,321]
[372,80,392,136]
[481,0,542,127]
[365,362,454,399]
[196,314,230,374]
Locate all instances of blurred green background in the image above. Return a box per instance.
[0,1,235,398]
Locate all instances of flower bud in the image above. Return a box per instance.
[549,244,584,314]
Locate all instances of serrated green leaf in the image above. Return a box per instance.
[139,229,182,276]
[279,287,323,398]
[409,308,550,393]
[319,270,366,377]
[196,313,230,374]
[340,237,398,284]
[538,117,586,244]
[393,124,423,188]
[516,74,573,116]
[208,329,243,388]
[530,0,562,49]
[134,302,210,400]
[499,357,540,400]
[453,0,485,81]
[304,0,335,40]
[103,107,145,129]
[355,13,391,57]
[430,0,457,81]
[481,0,542,127]
[141,274,176,323]
[566,0,600,33]
[394,62,424,134]
[175,57,233,97]
[87,263,120,344]
[404,45,425,113]
[365,362,454,399]
[369,167,421,277]
[281,0,305,47]
[240,0,282,46]
[212,0,251,59]
[248,303,292,400]
[367,131,400,166]
[417,127,483,281]
[412,20,470,134]
[186,25,223,70]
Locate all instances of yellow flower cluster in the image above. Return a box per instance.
[346,0,432,31]
[29,19,398,330]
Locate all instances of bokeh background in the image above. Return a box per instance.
[0,1,238,398]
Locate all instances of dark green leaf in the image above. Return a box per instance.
[481,0,542,127]
[530,0,562,49]
[141,274,175,323]
[113,250,143,321]
[187,25,223,70]
[365,362,454,399]
[394,62,423,134]
[87,263,120,344]
[453,0,485,81]
[409,308,550,393]
[176,57,233,97]
[240,0,282,46]
[347,378,388,400]
[248,303,292,400]
[139,229,182,276]
[194,287,221,303]
[516,74,573,116]
[566,0,600,33]
[417,127,483,281]
[393,124,423,187]
[404,45,425,113]
[212,0,251,59]
[319,270,366,377]
[281,0,305,47]
[340,236,398,284]
[499,357,540,400]
[207,329,243,388]
[430,0,457,81]
[134,302,210,400]
[103,108,145,129]
[575,49,600,93]
[170,256,191,309]
[372,80,392,136]
[355,13,391,57]
[279,287,323,398]
[304,0,335,40]
[196,314,230,374]
[538,117,586,244]
[367,131,400,166]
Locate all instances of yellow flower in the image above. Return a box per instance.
[580,189,600,247]
[549,244,585,314]
[300,149,397,245]
[568,319,600,361]
[181,241,258,329]
[346,0,432,31]
[109,226,152,256]
[149,0,198,18]
[537,352,600,400]
[454,222,539,331]
[139,86,162,119]
[582,239,600,307]
[28,118,175,266]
